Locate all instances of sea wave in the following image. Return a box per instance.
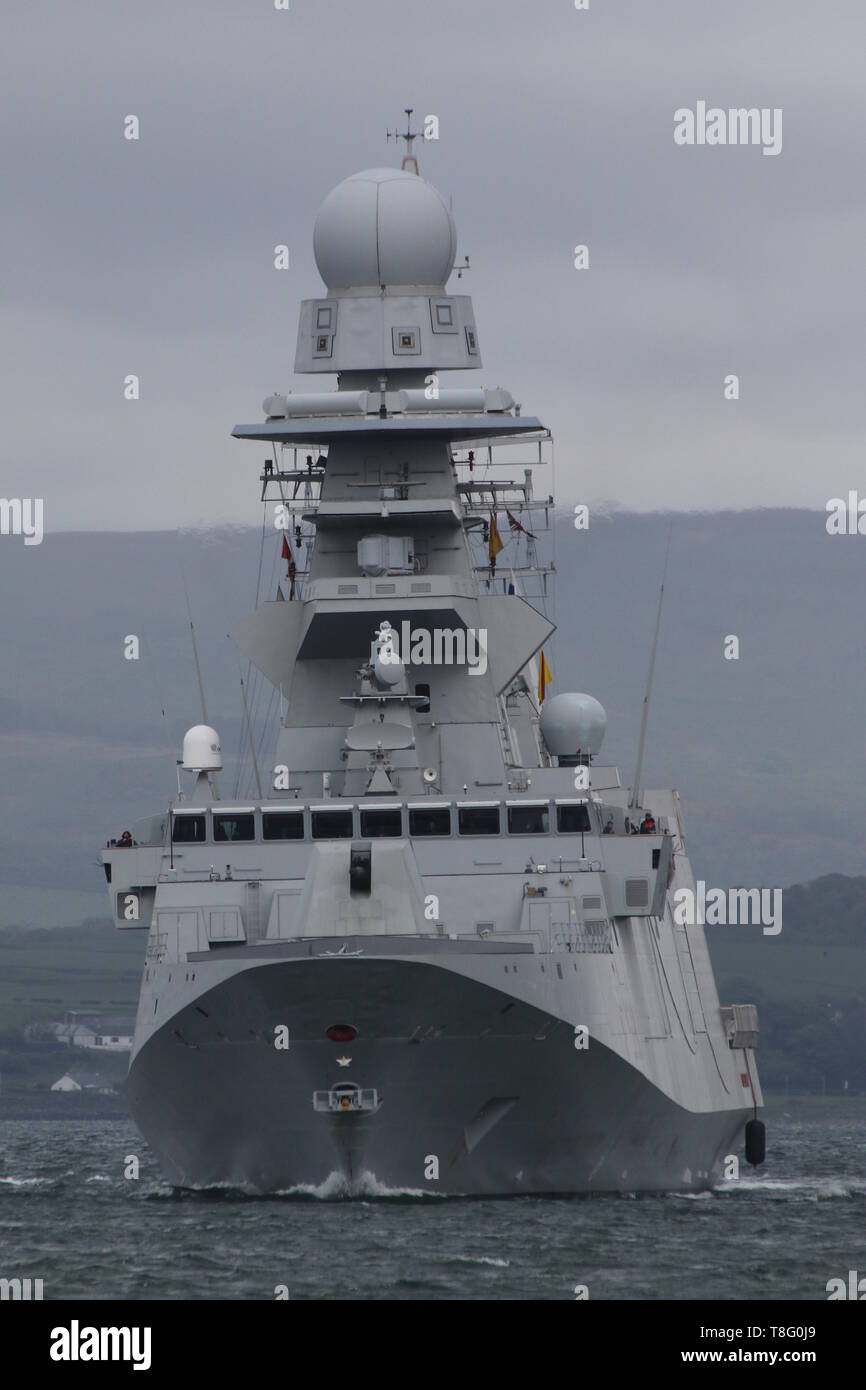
[716,1176,866,1199]
[454,1254,510,1268]
[277,1169,443,1201]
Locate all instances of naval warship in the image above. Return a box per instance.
[102,129,764,1194]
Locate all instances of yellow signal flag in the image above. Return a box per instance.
[538,650,552,704]
[488,510,504,562]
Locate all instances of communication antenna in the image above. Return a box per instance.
[386,107,421,174]
[182,568,220,798]
[239,668,263,800]
[628,525,673,810]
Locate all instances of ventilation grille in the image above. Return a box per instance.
[582,895,602,911]
[375,583,396,594]
[411,582,432,593]
[582,919,612,950]
[337,583,358,595]
[625,878,650,908]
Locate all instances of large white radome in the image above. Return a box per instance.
[313,168,457,290]
[539,693,608,758]
[182,724,222,772]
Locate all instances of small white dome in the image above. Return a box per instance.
[313,168,457,289]
[182,724,222,772]
[540,693,607,758]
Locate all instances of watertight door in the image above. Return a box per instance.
[176,911,201,960]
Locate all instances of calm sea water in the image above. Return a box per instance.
[1,1108,863,1300]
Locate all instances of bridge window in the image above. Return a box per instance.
[507,805,549,834]
[409,806,451,836]
[458,805,500,835]
[360,808,403,837]
[262,811,304,841]
[213,813,255,842]
[172,814,206,843]
[311,809,354,839]
[556,803,591,833]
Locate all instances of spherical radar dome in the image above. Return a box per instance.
[313,168,457,290]
[539,693,608,759]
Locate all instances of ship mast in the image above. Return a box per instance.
[386,107,421,174]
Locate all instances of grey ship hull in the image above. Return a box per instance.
[126,952,750,1194]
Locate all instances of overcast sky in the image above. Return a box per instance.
[1,0,863,529]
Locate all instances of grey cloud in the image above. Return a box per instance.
[0,0,863,525]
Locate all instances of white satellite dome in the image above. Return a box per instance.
[182,724,222,772]
[313,168,457,290]
[539,693,607,758]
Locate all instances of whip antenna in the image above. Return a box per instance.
[629,524,673,810]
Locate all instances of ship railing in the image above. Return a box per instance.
[472,561,555,576]
[460,486,553,532]
[525,860,605,877]
[452,429,552,455]
[473,562,555,599]
[259,472,324,507]
[313,1085,380,1114]
[451,429,553,485]
[259,443,327,503]
[455,433,556,603]
[105,814,167,849]
[552,925,614,955]
[457,480,550,503]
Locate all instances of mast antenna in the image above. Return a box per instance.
[628,524,673,810]
[239,668,263,800]
[182,568,220,799]
[386,107,421,174]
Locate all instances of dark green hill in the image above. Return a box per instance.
[709,875,866,1093]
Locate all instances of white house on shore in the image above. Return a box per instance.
[50,1071,115,1095]
[50,1073,81,1092]
[29,1014,133,1053]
